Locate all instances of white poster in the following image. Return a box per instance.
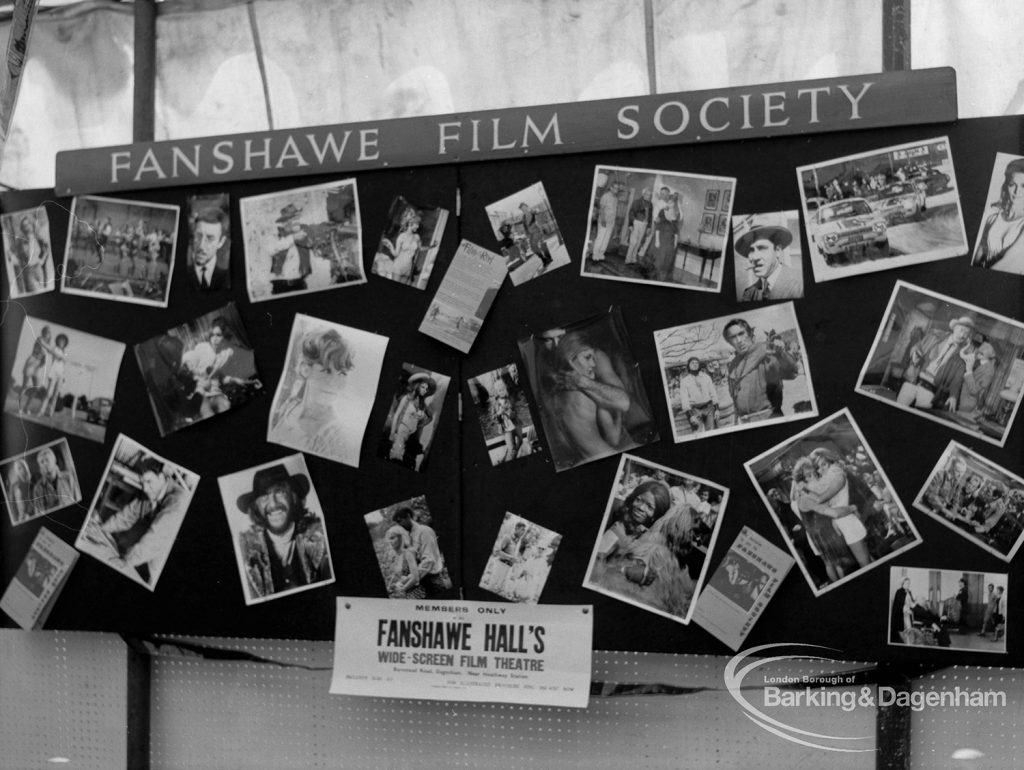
[330,598,592,708]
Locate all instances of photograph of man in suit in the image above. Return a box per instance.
[187,207,230,291]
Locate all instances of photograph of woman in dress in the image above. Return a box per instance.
[972,154,1024,273]
[384,525,426,599]
[371,196,448,289]
[377,365,450,472]
[584,455,729,625]
[466,364,539,466]
[267,314,388,468]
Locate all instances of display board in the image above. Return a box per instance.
[2,113,1021,667]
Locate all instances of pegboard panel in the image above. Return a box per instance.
[910,666,1024,769]
[0,630,126,770]
[149,639,874,769]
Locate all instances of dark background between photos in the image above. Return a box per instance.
[1,115,1022,665]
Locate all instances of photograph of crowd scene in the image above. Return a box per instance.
[746,409,922,596]
[913,441,1024,561]
[62,195,179,307]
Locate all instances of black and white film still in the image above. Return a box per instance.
[135,303,262,437]
[970,152,1024,273]
[466,363,541,466]
[5,315,126,444]
[517,308,658,472]
[364,496,454,600]
[185,193,231,291]
[653,302,816,444]
[61,195,179,307]
[913,441,1024,562]
[731,211,804,303]
[485,182,570,285]
[796,136,967,282]
[74,435,199,591]
[581,164,735,292]
[218,454,334,605]
[745,408,922,597]
[240,179,364,302]
[370,195,448,289]
[377,363,451,472]
[1,438,81,526]
[583,454,728,625]
[855,280,1024,448]
[888,566,1007,654]
[2,205,55,299]
[479,513,561,604]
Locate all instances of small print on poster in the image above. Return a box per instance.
[693,527,794,651]
[371,195,448,289]
[218,454,334,605]
[61,195,179,307]
[731,211,804,302]
[971,152,1024,273]
[184,193,231,291]
[74,435,199,591]
[745,408,922,597]
[796,136,968,282]
[134,303,262,436]
[479,513,561,604]
[0,527,79,630]
[419,239,506,354]
[888,566,1007,654]
[518,308,658,472]
[240,178,364,302]
[912,441,1024,562]
[363,495,454,600]
[466,363,541,466]
[653,302,817,444]
[5,315,126,444]
[485,182,570,285]
[331,598,593,707]
[855,280,1024,448]
[580,164,735,293]
[377,364,451,472]
[583,454,728,625]
[1,438,82,526]
[267,314,388,468]
[2,205,55,299]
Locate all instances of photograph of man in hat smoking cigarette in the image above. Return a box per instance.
[731,211,804,302]
[75,435,199,591]
[856,281,1024,447]
[218,454,334,605]
[239,179,365,302]
[796,136,968,283]
[971,152,1024,273]
[376,363,451,472]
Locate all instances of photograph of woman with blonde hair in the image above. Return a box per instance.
[268,314,388,468]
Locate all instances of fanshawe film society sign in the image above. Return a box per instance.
[330,598,593,708]
[55,68,957,196]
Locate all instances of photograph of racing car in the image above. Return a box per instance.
[797,137,966,282]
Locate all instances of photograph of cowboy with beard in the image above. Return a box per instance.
[746,409,922,597]
[219,454,334,605]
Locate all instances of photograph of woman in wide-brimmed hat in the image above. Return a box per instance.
[972,153,1024,273]
[378,364,451,471]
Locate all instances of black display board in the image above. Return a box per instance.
[2,116,1022,666]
